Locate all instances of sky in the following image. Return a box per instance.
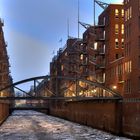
[0,0,123,91]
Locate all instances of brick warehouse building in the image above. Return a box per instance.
[122,0,140,136]
[123,0,140,98]
[36,1,140,137]
[98,4,125,96]
[82,4,124,96]
[0,19,14,124]
[48,4,124,97]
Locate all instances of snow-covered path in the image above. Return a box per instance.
[0,110,131,140]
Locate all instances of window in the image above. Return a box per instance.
[61,65,64,71]
[115,24,119,34]
[121,39,124,48]
[80,54,84,60]
[115,39,119,48]
[103,30,105,39]
[103,17,106,25]
[103,44,105,53]
[121,24,124,34]
[122,9,124,17]
[116,54,119,59]
[118,64,124,76]
[85,57,88,64]
[125,10,127,21]
[130,7,132,18]
[125,7,132,21]
[65,52,68,56]
[103,73,105,83]
[127,8,130,20]
[115,9,119,18]
[94,42,98,50]
[125,61,132,73]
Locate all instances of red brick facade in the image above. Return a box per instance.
[0,19,13,124]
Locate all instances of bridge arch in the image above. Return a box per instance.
[0,75,122,99]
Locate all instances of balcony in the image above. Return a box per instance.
[80,62,88,66]
[89,59,97,65]
[95,63,105,70]
[68,51,79,55]
[98,64,105,69]
[97,49,105,56]
[118,75,124,83]
[94,24,105,29]
[95,38,105,42]
[88,55,96,63]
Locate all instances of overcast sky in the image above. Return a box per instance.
[0,0,123,90]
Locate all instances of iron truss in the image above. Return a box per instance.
[0,75,122,100]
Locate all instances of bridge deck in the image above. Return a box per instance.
[0,96,122,100]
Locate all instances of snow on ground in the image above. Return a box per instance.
[0,110,132,140]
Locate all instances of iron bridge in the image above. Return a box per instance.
[0,75,122,110]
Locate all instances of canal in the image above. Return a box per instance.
[0,110,131,140]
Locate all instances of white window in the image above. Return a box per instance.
[125,61,132,73]
[130,7,132,18]
[115,39,119,48]
[61,65,64,71]
[115,9,119,18]
[115,24,119,34]
[94,42,98,50]
[121,39,124,48]
[103,44,105,53]
[65,52,68,56]
[121,24,124,34]
[122,9,124,17]
[80,54,84,60]
[103,30,105,39]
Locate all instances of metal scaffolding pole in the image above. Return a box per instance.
[78,0,80,38]
[94,0,96,26]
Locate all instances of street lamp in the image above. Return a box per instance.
[112,86,117,90]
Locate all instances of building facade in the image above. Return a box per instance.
[48,4,125,98]
[123,0,140,98]
[98,4,124,96]
[0,19,14,124]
